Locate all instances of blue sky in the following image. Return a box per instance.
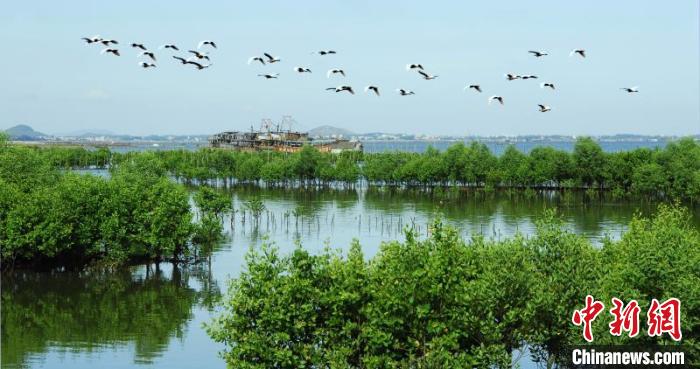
[1,1,698,136]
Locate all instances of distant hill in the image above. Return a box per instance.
[59,129,117,137]
[3,125,48,140]
[308,125,356,138]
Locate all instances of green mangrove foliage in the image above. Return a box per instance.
[207,205,699,369]
[0,143,217,268]
[130,137,698,199]
[12,136,700,199]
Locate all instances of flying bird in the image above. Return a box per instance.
[140,51,156,61]
[131,43,147,50]
[528,50,548,57]
[172,56,188,64]
[521,75,538,80]
[620,86,639,93]
[417,70,438,80]
[315,50,337,55]
[186,61,212,70]
[326,85,354,94]
[159,44,180,51]
[188,50,210,60]
[294,67,312,73]
[538,104,552,112]
[466,85,482,93]
[140,62,156,68]
[101,48,120,56]
[248,56,266,65]
[541,82,556,90]
[570,49,586,58]
[365,85,380,96]
[406,64,424,71]
[397,89,415,96]
[263,53,281,63]
[100,39,118,46]
[327,69,346,78]
[505,73,521,81]
[489,96,504,105]
[198,40,217,49]
[81,35,102,44]
[258,73,279,79]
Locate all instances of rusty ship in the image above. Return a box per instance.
[208,116,362,153]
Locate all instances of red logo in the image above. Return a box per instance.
[647,298,682,341]
[572,295,605,342]
[608,298,640,337]
[573,297,682,342]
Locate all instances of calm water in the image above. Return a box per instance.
[3,188,699,369]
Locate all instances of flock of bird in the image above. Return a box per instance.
[82,35,640,113]
[82,35,216,70]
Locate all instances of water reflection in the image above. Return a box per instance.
[1,263,219,369]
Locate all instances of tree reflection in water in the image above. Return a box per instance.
[1,262,220,368]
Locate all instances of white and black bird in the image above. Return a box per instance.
[294,67,312,73]
[397,89,415,96]
[406,64,424,71]
[365,85,380,96]
[263,53,281,63]
[505,73,521,81]
[198,40,217,49]
[101,48,120,56]
[186,61,212,70]
[140,62,156,68]
[188,50,210,60]
[258,73,279,79]
[541,82,556,90]
[100,39,118,46]
[417,70,438,80]
[327,69,346,78]
[521,75,538,80]
[538,104,552,112]
[81,35,102,44]
[466,85,482,93]
[489,96,504,105]
[140,51,156,61]
[326,85,354,94]
[159,44,179,51]
[315,50,337,55]
[131,43,147,50]
[248,56,266,65]
[528,50,548,57]
[172,56,188,64]
[620,86,639,93]
[570,49,586,58]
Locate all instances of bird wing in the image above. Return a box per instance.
[538,104,545,109]
[187,61,203,68]
[188,50,198,55]
[418,70,428,78]
[339,70,345,76]
[264,52,274,60]
[248,57,259,65]
[210,42,217,48]
[326,87,336,91]
[528,51,538,54]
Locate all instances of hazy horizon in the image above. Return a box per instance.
[2,1,698,136]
